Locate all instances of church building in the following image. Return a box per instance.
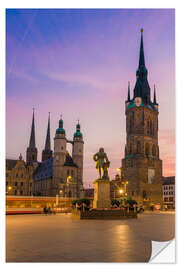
[6,110,84,198]
[121,29,163,205]
[33,114,84,198]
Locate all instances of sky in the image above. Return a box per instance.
[6,9,175,187]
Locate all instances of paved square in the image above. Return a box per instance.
[6,212,175,262]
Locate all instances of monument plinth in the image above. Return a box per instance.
[93,179,111,208]
[72,147,137,219]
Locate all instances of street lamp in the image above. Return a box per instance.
[119,189,123,194]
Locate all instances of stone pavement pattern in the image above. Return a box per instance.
[6,212,174,262]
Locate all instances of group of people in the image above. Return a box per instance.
[43,206,56,215]
[74,202,89,212]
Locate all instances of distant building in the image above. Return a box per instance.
[84,188,94,198]
[6,111,84,198]
[6,154,33,196]
[162,176,175,209]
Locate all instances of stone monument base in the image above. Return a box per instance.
[71,209,137,219]
[93,178,111,209]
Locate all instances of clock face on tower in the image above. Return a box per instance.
[135,97,142,107]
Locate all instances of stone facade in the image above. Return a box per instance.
[121,29,163,205]
[93,179,111,208]
[162,176,175,209]
[6,154,33,196]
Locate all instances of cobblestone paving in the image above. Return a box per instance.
[6,212,175,262]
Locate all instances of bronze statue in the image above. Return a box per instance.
[93,148,110,179]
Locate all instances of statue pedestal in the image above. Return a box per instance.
[93,179,111,209]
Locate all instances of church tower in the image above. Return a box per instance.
[42,113,53,162]
[121,29,162,206]
[52,116,67,195]
[26,109,38,164]
[72,121,84,184]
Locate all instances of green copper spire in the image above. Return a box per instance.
[74,120,83,139]
[56,115,65,135]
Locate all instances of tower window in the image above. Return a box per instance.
[145,143,150,156]
[136,141,141,153]
[129,143,132,154]
[129,113,134,133]
[152,145,156,156]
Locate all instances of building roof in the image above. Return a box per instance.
[6,159,17,170]
[64,153,78,167]
[162,176,175,185]
[33,157,53,181]
[33,153,78,181]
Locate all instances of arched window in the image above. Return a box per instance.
[137,141,141,153]
[145,143,149,156]
[152,145,156,156]
[150,120,152,135]
[147,118,152,135]
[129,112,134,133]
[129,143,132,154]
[67,170,70,176]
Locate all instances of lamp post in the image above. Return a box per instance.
[6,186,12,195]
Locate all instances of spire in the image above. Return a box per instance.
[26,109,38,164]
[133,29,151,104]
[29,108,36,148]
[128,81,130,101]
[45,112,51,150]
[139,28,145,68]
[56,115,65,135]
[42,112,53,162]
[153,85,157,104]
[74,120,83,139]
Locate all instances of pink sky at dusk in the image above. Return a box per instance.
[6,9,175,187]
